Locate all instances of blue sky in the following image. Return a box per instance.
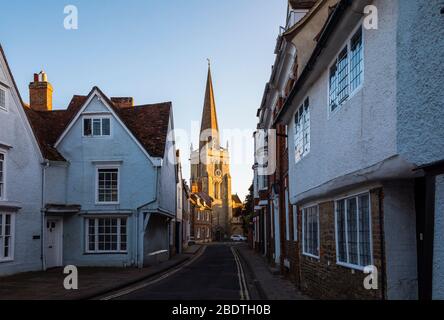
[0,0,287,200]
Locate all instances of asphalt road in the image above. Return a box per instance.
[114,244,253,300]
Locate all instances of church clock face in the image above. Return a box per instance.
[215,169,222,177]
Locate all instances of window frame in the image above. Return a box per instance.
[293,97,310,164]
[293,205,298,242]
[0,151,5,200]
[95,165,120,205]
[285,188,290,241]
[301,204,320,259]
[334,191,373,271]
[82,115,112,138]
[0,212,15,261]
[0,85,7,111]
[84,216,128,254]
[328,24,364,117]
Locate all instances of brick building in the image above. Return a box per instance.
[190,192,212,243]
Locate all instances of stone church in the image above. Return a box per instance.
[190,64,238,240]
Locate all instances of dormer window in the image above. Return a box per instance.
[83,116,111,137]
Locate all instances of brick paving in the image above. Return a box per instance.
[236,244,310,300]
[0,245,202,300]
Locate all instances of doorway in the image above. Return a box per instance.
[45,218,63,268]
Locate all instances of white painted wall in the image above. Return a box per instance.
[383,180,418,300]
[396,0,444,166]
[0,51,43,276]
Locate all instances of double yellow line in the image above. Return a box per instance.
[231,246,250,300]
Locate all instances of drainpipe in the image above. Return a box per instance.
[137,167,159,268]
[41,160,50,271]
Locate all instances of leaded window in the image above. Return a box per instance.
[329,26,364,112]
[335,193,372,268]
[302,205,319,257]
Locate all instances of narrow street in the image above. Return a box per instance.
[107,244,255,300]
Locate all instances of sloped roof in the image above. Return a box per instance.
[116,102,171,158]
[283,0,327,40]
[24,95,87,161]
[24,87,172,161]
[196,191,213,206]
[232,194,242,204]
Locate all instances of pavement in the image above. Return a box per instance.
[0,245,202,300]
[235,244,310,300]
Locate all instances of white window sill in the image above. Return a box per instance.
[0,258,14,263]
[302,252,320,260]
[82,135,111,138]
[95,202,120,205]
[294,151,310,166]
[84,251,128,255]
[328,85,363,119]
[336,261,367,272]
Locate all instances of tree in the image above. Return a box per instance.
[241,183,254,234]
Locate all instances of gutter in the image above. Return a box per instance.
[274,0,350,125]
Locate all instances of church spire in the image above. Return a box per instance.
[199,60,220,150]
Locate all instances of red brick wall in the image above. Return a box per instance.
[297,188,385,299]
[282,202,301,285]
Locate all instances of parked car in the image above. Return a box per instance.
[230,234,247,241]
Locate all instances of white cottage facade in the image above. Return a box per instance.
[0,45,44,276]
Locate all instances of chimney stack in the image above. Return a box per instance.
[29,71,53,111]
[111,97,134,109]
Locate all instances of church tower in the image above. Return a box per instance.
[190,63,233,240]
